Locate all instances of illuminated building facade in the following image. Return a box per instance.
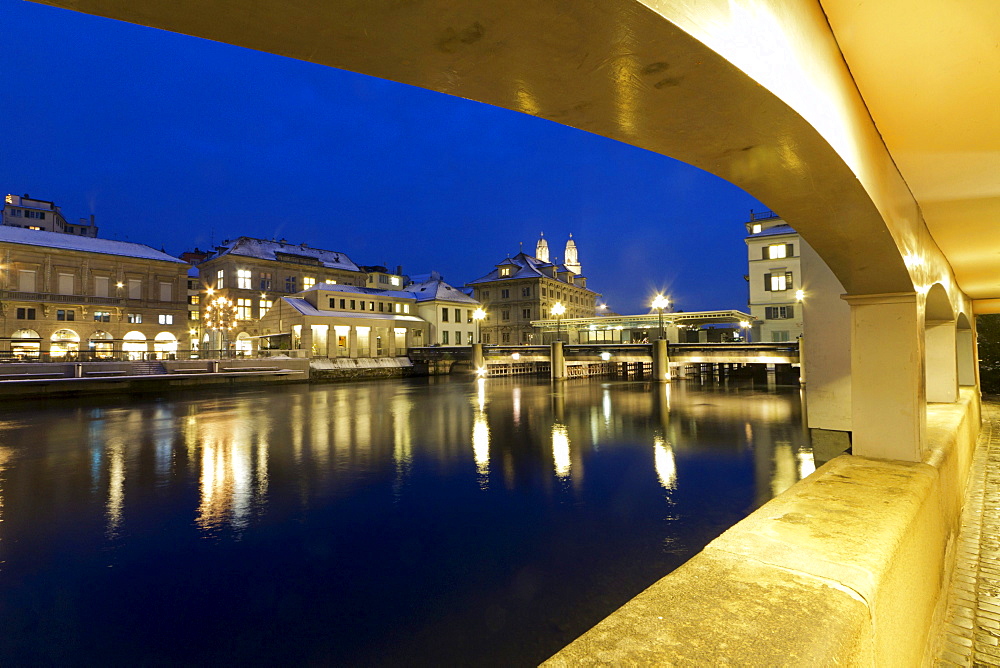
[406,271,480,346]
[745,211,804,342]
[3,194,98,237]
[0,226,188,359]
[467,234,599,345]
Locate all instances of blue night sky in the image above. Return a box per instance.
[1,0,767,315]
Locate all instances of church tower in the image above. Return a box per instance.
[535,232,550,263]
[564,234,581,274]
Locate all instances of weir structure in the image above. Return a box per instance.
[34,0,1000,663]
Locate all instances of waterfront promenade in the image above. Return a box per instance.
[935,400,1000,666]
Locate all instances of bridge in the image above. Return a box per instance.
[410,341,799,378]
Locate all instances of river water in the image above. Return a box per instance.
[0,376,813,666]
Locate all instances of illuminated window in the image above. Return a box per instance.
[258,299,272,318]
[403,304,409,314]
[237,269,252,289]
[752,224,762,234]
[766,244,792,260]
[189,294,200,305]
[57,309,75,322]
[216,269,224,289]
[93,310,110,322]
[390,276,400,286]
[303,277,316,290]
[369,302,375,311]
[499,267,512,277]
[158,314,174,325]
[236,298,253,320]
[259,272,272,291]
[765,272,793,291]
[189,311,200,321]
[327,278,337,285]
[128,313,142,324]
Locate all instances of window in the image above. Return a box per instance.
[442,331,450,344]
[303,277,316,290]
[93,311,111,322]
[189,311,200,321]
[236,298,252,320]
[158,314,174,325]
[467,332,475,344]
[390,276,400,286]
[285,276,297,292]
[501,332,510,343]
[57,273,74,295]
[522,287,531,297]
[18,269,36,292]
[359,301,366,311]
[259,299,272,318]
[369,302,375,311]
[259,272,272,291]
[522,308,531,319]
[765,272,793,291]
[764,243,793,260]
[128,313,142,324]
[237,269,252,289]
[484,333,491,344]
[541,288,547,297]
[128,278,142,299]
[67,226,74,234]
[379,274,390,284]
[441,308,450,322]
[56,309,75,321]
[95,276,109,297]
[501,289,510,299]
[455,331,461,345]
[340,299,346,309]
[499,267,512,277]
[765,305,795,319]
[16,307,36,320]
[9,209,21,217]
[454,308,460,322]
[522,332,531,343]
[482,290,490,299]
[189,294,200,305]
[350,300,356,310]
[159,281,172,301]
[25,210,44,219]
[216,269,225,289]
[772,331,791,342]
[752,224,762,234]
[501,310,510,321]
[403,304,410,314]
[327,278,337,285]
[378,302,384,312]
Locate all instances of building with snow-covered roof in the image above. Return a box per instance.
[745,211,804,342]
[361,265,407,291]
[191,237,369,353]
[4,194,98,237]
[0,226,187,359]
[256,282,427,358]
[467,234,599,345]
[405,271,481,346]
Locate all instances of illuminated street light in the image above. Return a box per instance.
[204,296,238,357]
[651,294,670,340]
[472,307,486,343]
[551,302,566,342]
[739,320,752,343]
[795,289,805,302]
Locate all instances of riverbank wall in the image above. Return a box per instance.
[309,357,422,382]
[545,389,981,665]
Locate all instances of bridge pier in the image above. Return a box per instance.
[652,339,670,382]
[472,343,484,373]
[550,341,565,381]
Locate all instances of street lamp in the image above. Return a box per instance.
[204,296,238,357]
[739,320,752,343]
[551,302,566,342]
[651,294,670,340]
[472,307,486,343]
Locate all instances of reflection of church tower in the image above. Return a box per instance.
[535,232,550,263]
[564,233,581,274]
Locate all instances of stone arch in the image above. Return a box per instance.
[154,331,178,359]
[122,330,148,360]
[924,284,958,403]
[11,328,40,359]
[89,330,114,359]
[50,328,81,358]
[235,331,252,355]
[956,312,976,388]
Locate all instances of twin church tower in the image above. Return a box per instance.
[534,232,581,275]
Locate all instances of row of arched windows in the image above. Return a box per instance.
[9,329,178,359]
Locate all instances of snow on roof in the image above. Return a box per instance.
[749,224,797,238]
[209,237,361,271]
[467,252,595,292]
[282,297,424,322]
[0,225,186,263]
[404,275,480,304]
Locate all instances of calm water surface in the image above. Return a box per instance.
[0,377,813,666]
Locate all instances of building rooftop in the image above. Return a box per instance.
[205,237,361,272]
[468,252,595,292]
[282,297,424,322]
[0,225,185,263]
[405,272,479,304]
[304,283,417,299]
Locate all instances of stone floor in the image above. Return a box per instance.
[935,401,1000,667]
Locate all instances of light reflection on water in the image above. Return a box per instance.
[0,377,812,666]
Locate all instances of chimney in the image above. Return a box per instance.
[396,265,403,275]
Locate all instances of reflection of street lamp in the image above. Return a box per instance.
[651,294,670,340]
[204,296,238,357]
[115,281,124,359]
[551,302,566,342]
[473,307,486,343]
[740,320,752,342]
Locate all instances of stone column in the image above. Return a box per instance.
[925,320,958,402]
[348,326,358,359]
[472,342,484,371]
[387,326,396,357]
[652,339,670,382]
[844,292,924,462]
[300,325,314,358]
[551,341,565,381]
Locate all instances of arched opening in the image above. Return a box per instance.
[235,332,252,356]
[154,332,178,359]
[956,312,976,388]
[924,284,958,403]
[11,329,40,359]
[122,331,148,360]
[50,329,80,358]
[89,330,114,359]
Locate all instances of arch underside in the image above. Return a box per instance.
[38,0,917,296]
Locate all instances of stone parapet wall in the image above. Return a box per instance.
[545,389,981,666]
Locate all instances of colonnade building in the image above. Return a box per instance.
[0,226,188,359]
[467,234,599,344]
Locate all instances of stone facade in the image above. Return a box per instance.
[3,194,98,237]
[745,211,804,342]
[0,226,188,359]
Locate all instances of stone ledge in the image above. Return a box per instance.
[545,390,981,666]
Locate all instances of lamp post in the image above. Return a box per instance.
[472,307,486,343]
[740,320,752,343]
[651,294,670,340]
[551,301,566,343]
[204,295,237,358]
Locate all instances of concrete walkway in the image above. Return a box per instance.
[935,400,1000,666]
